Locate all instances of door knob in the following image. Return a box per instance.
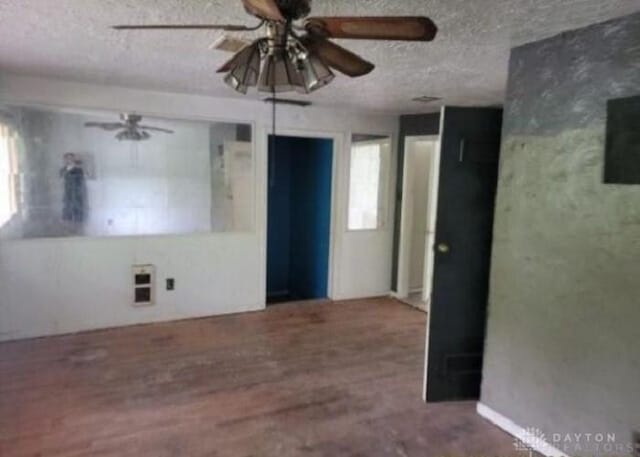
[437,243,450,253]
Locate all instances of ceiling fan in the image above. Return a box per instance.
[84,114,174,141]
[112,0,438,94]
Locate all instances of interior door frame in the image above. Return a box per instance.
[396,135,441,300]
[260,127,342,304]
[423,107,446,401]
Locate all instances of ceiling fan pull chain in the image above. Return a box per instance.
[269,85,278,189]
[270,86,277,188]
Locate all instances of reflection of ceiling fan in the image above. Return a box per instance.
[84,114,174,141]
[113,0,438,94]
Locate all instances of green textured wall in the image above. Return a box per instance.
[481,12,640,456]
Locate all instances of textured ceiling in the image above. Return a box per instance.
[0,0,638,114]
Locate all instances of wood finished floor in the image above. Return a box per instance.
[0,298,516,457]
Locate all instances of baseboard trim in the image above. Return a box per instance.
[476,403,570,457]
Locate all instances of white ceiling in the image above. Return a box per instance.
[0,0,637,114]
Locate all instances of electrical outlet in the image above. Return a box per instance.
[166,278,175,291]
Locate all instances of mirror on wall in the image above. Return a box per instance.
[0,104,254,240]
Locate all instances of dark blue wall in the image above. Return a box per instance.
[267,136,333,301]
[289,137,333,299]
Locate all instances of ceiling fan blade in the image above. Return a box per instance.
[139,126,175,134]
[305,16,438,41]
[112,24,258,31]
[301,37,374,77]
[241,0,285,22]
[84,122,126,131]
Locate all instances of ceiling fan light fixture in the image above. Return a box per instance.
[223,43,262,94]
[85,113,172,141]
[258,52,303,93]
[116,130,151,141]
[295,53,334,94]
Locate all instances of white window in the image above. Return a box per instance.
[347,137,390,230]
[0,123,18,227]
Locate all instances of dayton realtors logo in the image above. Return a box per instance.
[514,428,634,455]
[513,427,552,456]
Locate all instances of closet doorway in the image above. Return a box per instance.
[266,135,334,304]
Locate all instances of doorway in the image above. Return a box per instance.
[396,135,440,311]
[266,135,333,304]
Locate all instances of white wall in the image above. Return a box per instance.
[0,73,398,341]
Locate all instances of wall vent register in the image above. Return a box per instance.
[133,265,155,307]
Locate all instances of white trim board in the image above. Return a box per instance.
[476,403,570,457]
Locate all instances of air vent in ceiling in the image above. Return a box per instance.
[263,98,312,107]
[412,96,441,104]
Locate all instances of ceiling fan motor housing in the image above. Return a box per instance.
[276,0,311,20]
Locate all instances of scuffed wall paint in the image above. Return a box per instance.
[481,12,640,456]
